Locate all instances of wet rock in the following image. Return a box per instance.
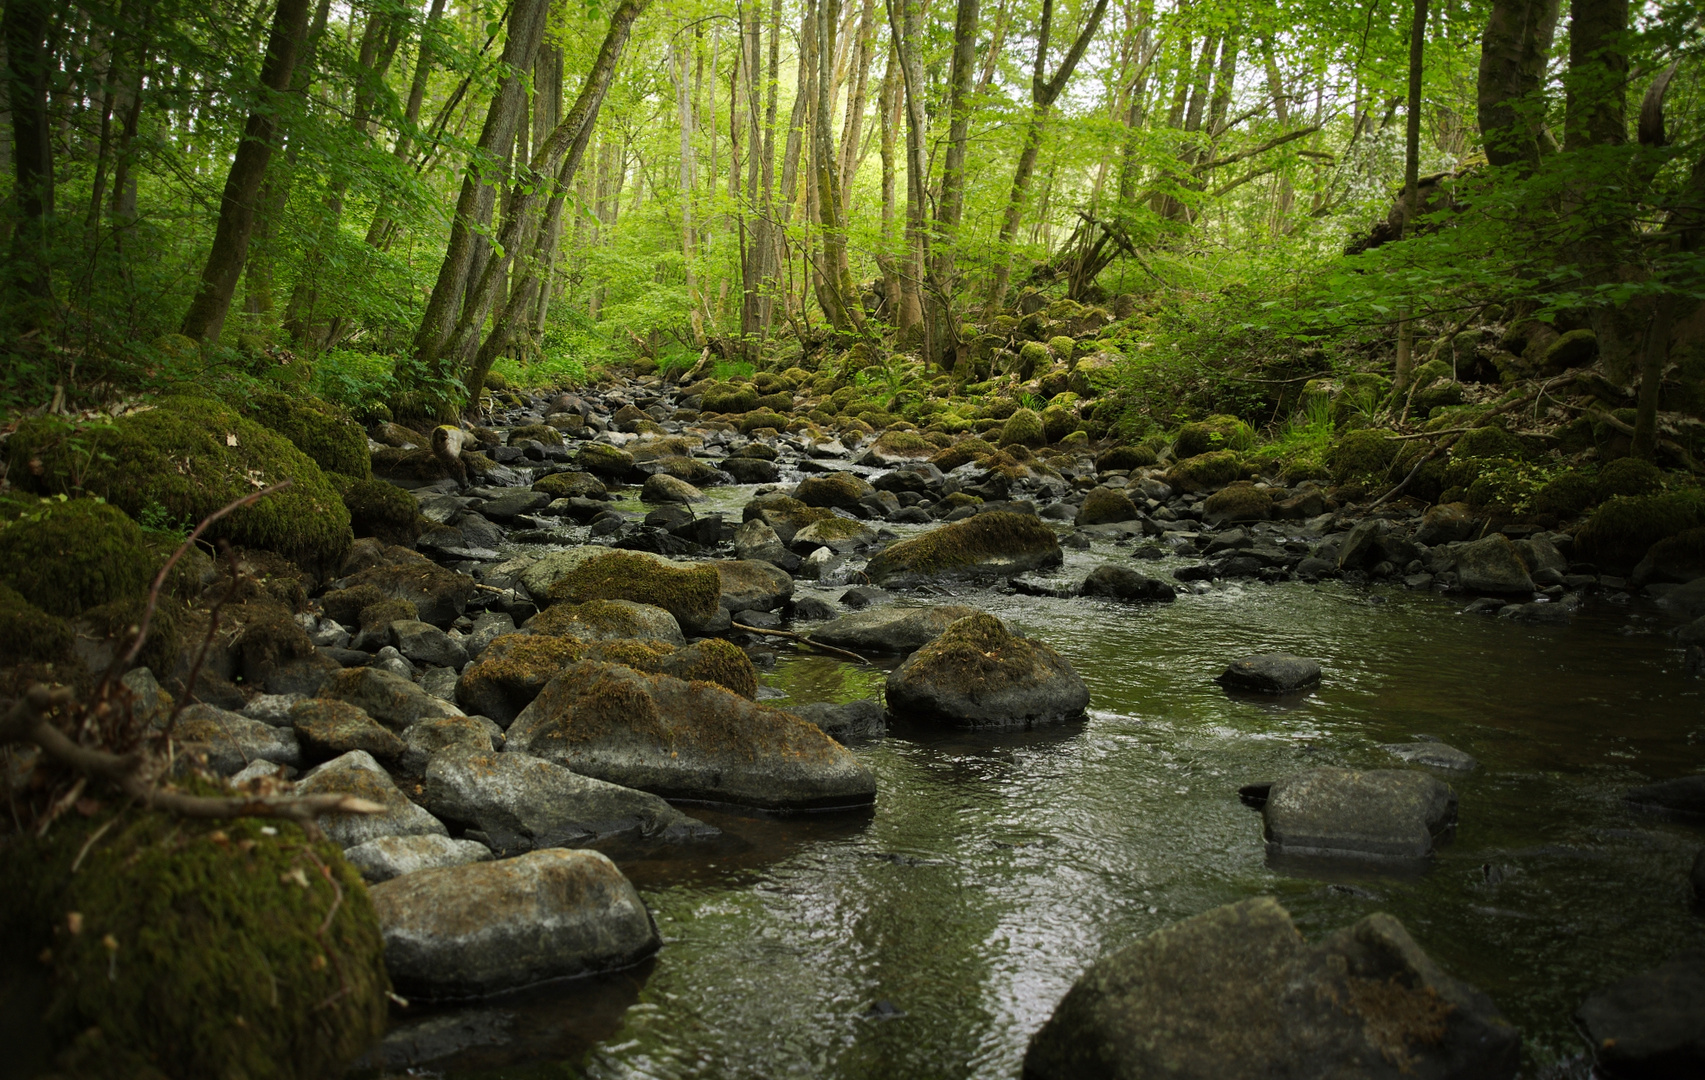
[1576,952,1705,1078]
[340,560,476,627]
[175,704,302,775]
[787,699,886,744]
[291,699,406,761]
[789,594,837,620]
[1624,774,1705,818]
[1079,564,1177,602]
[1498,596,1580,623]
[1024,897,1519,1080]
[886,613,1089,729]
[865,511,1062,587]
[713,559,794,613]
[808,603,983,653]
[455,635,583,726]
[1076,487,1141,525]
[733,518,790,563]
[319,666,465,730]
[521,548,721,633]
[791,516,878,554]
[477,491,551,522]
[296,749,449,849]
[641,473,704,504]
[721,456,781,483]
[1262,768,1456,859]
[838,586,892,610]
[795,472,877,510]
[240,691,301,727]
[1381,741,1478,771]
[400,714,502,774]
[1414,502,1477,546]
[529,599,684,646]
[1452,535,1535,595]
[370,849,659,999]
[575,442,637,480]
[422,750,715,854]
[1337,519,1390,571]
[344,833,493,884]
[1656,577,1705,620]
[531,470,607,500]
[1216,654,1322,694]
[390,620,469,670]
[507,660,875,809]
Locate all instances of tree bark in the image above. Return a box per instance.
[1393,0,1428,394]
[812,0,862,331]
[885,0,928,339]
[837,0,877,215]
[179,0,314,343]
[1475,0,1560,168]
[924,0,978,367]
[3,0,56,308]
[411,0,551,373]
[1564,0,1627,152]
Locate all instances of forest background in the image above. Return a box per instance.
[1,0,1702,460]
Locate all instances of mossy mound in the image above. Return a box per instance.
[1174,414,1255,458]
[0,581,75,662]
[755,392,794,413]
[1,803,388,1079]
[1329,429,1398,485]
[1000,408,1047,448]
[543,552,721,631]
[1450,425,1521,461]
[739,410,793,434]
[0,498,155,618]
[701,384,759,414]
[795,473,874,510]
[342,478,423,548]
[457,633,588,721]
[1531,470,1598,518]
[1646,526,1705,581]
[236,389,371,479]
[7,396,353,571]
[507,423,564,447]
[1574,490,1705,571]
[868,430,935,459]
[1078,487,1140,525]
[657,638,757,699]
[866,511,1060,584]
[1165,450,1244,492]
[1095,446,1155,472]
[529,599,682,644]
[1203,482,1275,522]
[1594,457,1664,501]
[931,438,997,472]
[532,471,608,500]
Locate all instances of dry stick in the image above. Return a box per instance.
[730,622,871,664]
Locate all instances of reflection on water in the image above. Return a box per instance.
[420,537,1704,1079]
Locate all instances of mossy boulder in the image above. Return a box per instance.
[742,494,835,543]
[528,599,685,646]
[739,410,793,434]
[885,612,1089,728]
[339,559,474,627]
[1328,429,1398,485]
[1530,470,1599,518]
[1,804,388,1079]
[532,470,607,500]
[1575,490,1705,571]
[1203,482,1275,523]
[236,389,371,479]
[507,423,564,447]
[1039,404,1077,442]
[342,478,424,548]
[456,633,587,724]
[1175,415,1255,458]
[575,442,636,480]
[1644,526,1705,583]
[0,581,75,662]
[795,472,876,510]
[1595,457,1664,501]
[931,437,997,473]
[866,511,1062,586]
[1095,446,1156,472]
[1165,450,1245,492]
[542,550,722,632]
[0,497,155,617]
[1000,408,1047,448]
[701,384,760,414]
[7,396,353,571]
[1077,487,1141,525]
[1541,327,1598,373]
[860,429,936,466]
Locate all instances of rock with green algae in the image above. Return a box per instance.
[794,472,877,509]
[236,388,371,478]
[1595,456,1665,501]
[1023,897,1518,1080]
[1203,482,1275,523]
[1095,445,1156,472]
[858,429,937,466]
[506,423,563,447]
[742,494,835,542]
[337,558,475,627]
[574,442,636,480]
[999,408,1047,448]
[537,550,722,633]
[1165,450,1245,493]
[341,478,424,548]
[0,498,155,618]
[865,511,1061,587]
[1329,429,1398,485]
[527,599,685,646]
[1576,490,1705,572]
[1531,470,1598,518]
[6,396,353,571]
[1076,487,1141,525]
[1640,525,1705,583]
[531,470,608,500]
[506,660,876,809]
[0,803,389,1079]
[700,383,760,414]
[885,612,1088,728]
[738,410,792,434]
[1174,414,1255,458]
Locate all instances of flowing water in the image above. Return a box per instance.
[383,494,1705,1079]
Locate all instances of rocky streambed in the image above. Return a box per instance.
[7,373,1703,1078]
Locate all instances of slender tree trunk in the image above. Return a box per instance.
[674,34,702,343]
[4,0,56,309]
[1476,0,1561,168]
[1564,0,1627,153]
[887,0,927,339]
[366,0,449,247]
[412,0,551,374]
[1393,0,1428,393]
[179,0,314,342]
[812,0,862,331]
[926,0,979,367]
[876,36,902,318]
[837,0,876,215]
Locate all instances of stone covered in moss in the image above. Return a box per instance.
[528,598,685,646]
[885,612,1089,728]
[742,494,835,542]
[1,803,388,1078]
[236,389,371,479]
[1166,450,1245,492]
[1595,457,1664,501]
[575,442,636,480]
[0,497,155,617]
[866,511,1062,586]
[930,437,998,473]
[543,550,722,632]
[507,423,564,447]
[1175,414,1255,458]
[738,410,792,434]
[457,633,587,725]
[1575,490,1705,571]
[0,581,75,662]
[861,429,936,466]
[7,396,353,571]
[532,470,608,500]
[342,477,424,548]
[701,384,760,414]
[1329,429,1398,485]
[1077,487,1141,525]
[1204,482,1275,522]
[999,408,1047,448]
[795,472,877,510]
[1095,445,1156,472]
[340,560,474,627]
[1531,470,1598,518]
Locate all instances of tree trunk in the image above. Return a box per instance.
[812,0,862,331]
[675,34,702,343]
[1564,0,1627,152]
[411,0,551,373]
[876,35,903,319]
[885,0,928,339]
[179,0,314,343]
[837,0,876,215]
[1476,0,1560,168]
[365,0,449,248]
[1393,0,1428,394]
[925,0,978,367]
[3,0,56,308]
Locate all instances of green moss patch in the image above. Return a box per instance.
[1166,450,1245,492]
[1329,429,1398,485]
[507,423,565,447]
[532,471,607,500]
[342,478,423,547]
[866,511,1059,581]
[1000,408,1047,448]
[7,396,353,571]
[739,410,793,434]
[235,389,371,479]
[1575,490,1705,570]
[1174,414,1255,458]
[543,552,721,630]
[1203,483,1275,522]
[0,498,155,617]
[0,582,74,662]
[1594,457,1664,501]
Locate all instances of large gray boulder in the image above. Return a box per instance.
[290,699,406,761]
[1079,564,1177,602]
[1452,534,1536,595]
[1576,952,1705,1079]
[318,666,465,730]
[863,511,1062,587]
[1024,897,1519,1080]
[400,714,502,774]
[713,559,794,612]
[421,750,716,853]
[885,613,1089,729]
[733,518,790,564]
[1215,654,1321,694]
[369,849,659,999]
[506,661,876,810]
[295,749,448,849]
[807,603,983,653]
[343,833,493,884]
[175,704,301,775]
[1261,768,1456,860]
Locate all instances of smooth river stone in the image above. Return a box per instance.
[1262,768,1456,860]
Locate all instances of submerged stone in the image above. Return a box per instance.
[1262,768,1456,860]
[1215,654,1322,694]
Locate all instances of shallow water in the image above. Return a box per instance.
[399,530,1705,1079]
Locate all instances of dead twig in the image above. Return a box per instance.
[731,622,872,665]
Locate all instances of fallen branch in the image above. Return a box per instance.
[731,622,872,665]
